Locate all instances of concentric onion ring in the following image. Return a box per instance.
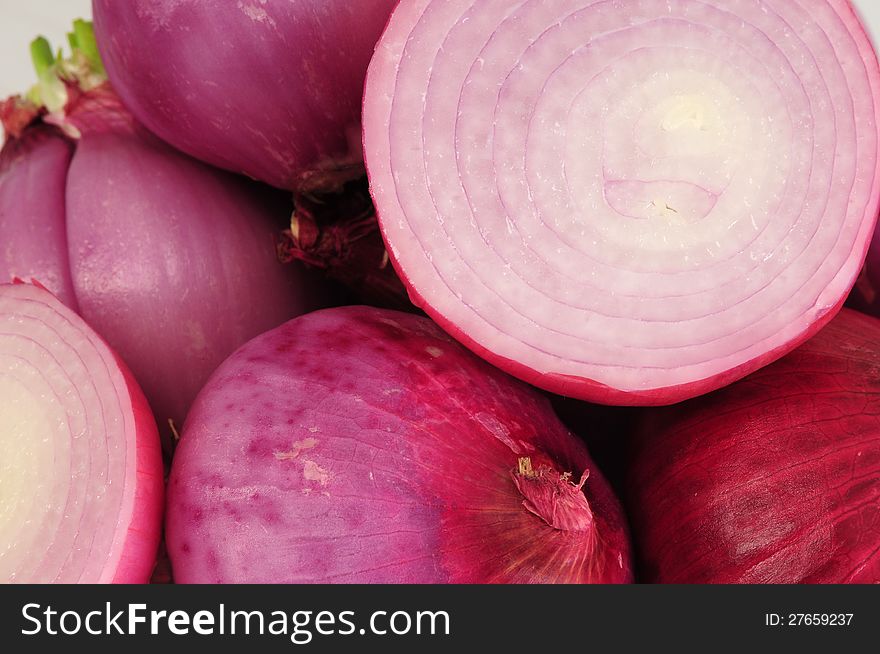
[363,0,880,404]
[0,282,163,582]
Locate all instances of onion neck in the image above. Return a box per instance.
[277,163,411,310]
[52,82,140,139]
[1,20,127,144]
[511,456,594,533]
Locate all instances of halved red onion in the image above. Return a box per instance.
[0,282,163,583]
[363,0,880,404]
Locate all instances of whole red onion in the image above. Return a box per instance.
[92,0,398,190]
[167,306,632,583]
[626,308,880,583]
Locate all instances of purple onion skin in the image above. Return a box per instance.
[168,306,632,583]
[92,0,398,190]
[626,309,880,583]
[66,124,321,439]
[0,128,77,309]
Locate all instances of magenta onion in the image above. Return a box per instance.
[626,308,880,583]
[92,0,398,190]
[67,89,321,440]
[0,127,76,309]
[167,306,632,583]
[1,78,321,444]
[363,0,880,405]
[0,281,163,583]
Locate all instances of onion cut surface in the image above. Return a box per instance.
[0,282,163,583]
[363,0,880,404]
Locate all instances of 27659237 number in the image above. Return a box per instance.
[765,613,854,626]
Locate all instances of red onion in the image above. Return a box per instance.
[92,0,398,190]
[167,306,632,583]
[0,127,76,309]
[65,89,321,443]
[0,281,163,583]
[0,28,322,443]
[363,0,880,405]
[626,308,880,583]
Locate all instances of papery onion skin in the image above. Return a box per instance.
[626,308,880,584]
[363,0,880,406]
[0,282,163,583]
[92,0,398,190]
[276,167,413,310]
[0,127,77,309]
[167,306,632,584]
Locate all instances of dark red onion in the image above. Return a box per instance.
[626,308,880,583]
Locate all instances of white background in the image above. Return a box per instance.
[0,0,91,98]
[0,1,878,120]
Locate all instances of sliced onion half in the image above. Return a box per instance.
[363,0,880,404]
[0,282,163,583]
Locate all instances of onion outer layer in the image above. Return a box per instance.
[626,308,880,583]
[92,0,399,190]
[167,306,632,584]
